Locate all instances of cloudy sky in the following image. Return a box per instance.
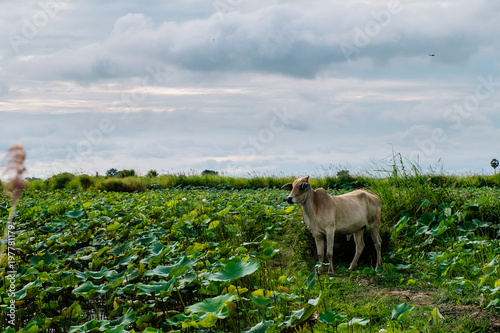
[1,0,500,179]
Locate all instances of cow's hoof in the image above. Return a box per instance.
[328,272,334,277]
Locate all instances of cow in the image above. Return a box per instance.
[282,176,382,275]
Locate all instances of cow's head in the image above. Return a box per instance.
[281,176,311,205]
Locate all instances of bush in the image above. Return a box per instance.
[79,174,94,190]
[66,178,81,190]
[25,179,46,191]
[98,177,145,192]
[48,173,75,190]
[321,171,365,191]
[63,175,95,191]
[474,176,495,188]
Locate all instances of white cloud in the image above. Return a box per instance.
[5,0,500,83]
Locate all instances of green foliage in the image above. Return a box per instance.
[97,177,146,192]
[1,187,326,332]
[25,178,46,191]
[6,164,500,331]
[106,168,119,177]
[491,158,499,173]
[47,172,76,190]
[78,174,94,190]
[117,169,136,178]
[201,169,218,176]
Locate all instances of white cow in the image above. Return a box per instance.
[282,176,382,275]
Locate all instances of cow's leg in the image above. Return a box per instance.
[370,227,382,269]
[313,235,325,274]
[325,229,336,276]
[349,229,365,270]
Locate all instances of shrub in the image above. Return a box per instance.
[492,173,500,187]
[321,171,365,190]
[25,179,46,191]
[337,169,351,181]
[98,177,145,192]
[66,178,81,190]
[79,175,94,190]
[474,176,495,188]
[48,172,75,190]
[63,174,94,190]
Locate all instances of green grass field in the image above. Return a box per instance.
[2,168,500,332]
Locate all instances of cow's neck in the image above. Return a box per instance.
[301,190,316,216]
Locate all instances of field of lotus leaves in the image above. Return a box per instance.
[3,177,500,332]
[1,187,331,332]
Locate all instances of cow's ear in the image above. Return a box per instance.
[306,176,310,181]
[281,183,293,191]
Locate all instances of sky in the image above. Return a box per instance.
[1,0,500,179]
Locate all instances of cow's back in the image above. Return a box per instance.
[334,189,381,232]
[347,189,381,229]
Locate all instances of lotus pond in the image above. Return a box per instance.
[2,184,500,332]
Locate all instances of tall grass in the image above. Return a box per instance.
[25,162,500,197]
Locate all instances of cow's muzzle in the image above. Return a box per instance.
[284,196,294,204]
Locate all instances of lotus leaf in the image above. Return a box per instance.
[305,269,316,290]
[72,281,110,298]
[66,209,85,219]
[145,256,197,278]
[318,310,347,324]
[14,279,42,300]
[243,320,274,332]
[392,302,414,321]
[337,317,370,330]
[249,293,273,306]
[185,293,238,318]
[208,258,260,281]
[136,279,175,296]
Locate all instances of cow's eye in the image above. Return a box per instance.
[299,183,309,191]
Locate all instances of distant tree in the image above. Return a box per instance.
[337,170,350,181]
[491,159,499,174]
[117,169,136,178]
[147,169,158,178]
[106,168,119,177]
[201,169,218,176]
